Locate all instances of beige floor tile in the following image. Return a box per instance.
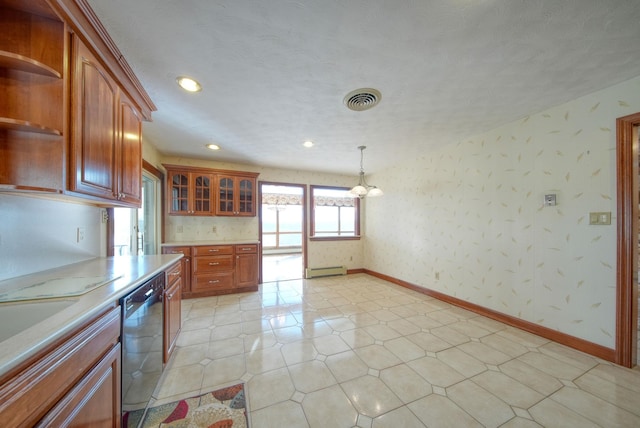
[302,384,358,427]
[437,347,486,378]
[325,350,370,382]
[206,336,244,359]
[426,310,459,326]
[528,397,600,427]
[498,328,549,348]
[406,331,452,353]
[468,315,509,333]
[154,363,203,400]
[457,341,512,365]
[517,351,586,380]
[280,339,318,365]
[481,332,529,358]
[408,356,466,387]
[313,334,351,355]
[355,344,402,370]
[200,354,246,390]
[288,360,337,393]
[386,318,422,336]
[166,343,208,368]
[431,325,472,346]
[471,370,544,408]
[373,406,426,428]
[245,346,286,374]
[363,324,402,341]
[247,367,296,411]
[273,325,305,343]
[175,328,212,347]
[499,359,564,396]
[210,322,243,341]
[584,363,640,393]
[405,314,443,330]
[181,315,214,331]
[384,337,426,362]
[301,320,333,338]
[574,371,640,416]
[447,379,514,427]
[448,320,492,338]
[408,394,482,428]
[350,312,381,327]
[250,400,309,428]
[340,328,376,349]
[549,386,640,427]
[244,331,277,352]
[500,417,545,428]
[341,375,403,418]
[379,364,432,403]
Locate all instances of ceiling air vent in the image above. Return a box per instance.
[343,88,381,111]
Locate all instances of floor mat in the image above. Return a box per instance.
[124,383,248,428]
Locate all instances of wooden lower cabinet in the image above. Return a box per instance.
[161,246,191,294]
[164,262,182,364]
[0,306,121,427]
[163,243,259,298]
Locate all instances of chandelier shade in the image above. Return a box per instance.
[349,146,383,198]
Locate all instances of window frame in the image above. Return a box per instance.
[310,185,360,241]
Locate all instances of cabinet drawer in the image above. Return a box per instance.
[192,245,234,256]
[193,255,234,273]
[235,244,257,254]
[162,246,192,256]
[166,261,182,287]
[192,273,234,292]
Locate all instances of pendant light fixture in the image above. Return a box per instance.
[349,146,383,198]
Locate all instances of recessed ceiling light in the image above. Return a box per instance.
[205,144,220,151]
[176,76,202,92]
[303,141,314,148]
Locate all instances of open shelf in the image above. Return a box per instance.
[0,117,62,135]
[0,50,61,78]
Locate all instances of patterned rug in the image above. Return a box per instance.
[124,383,248,428]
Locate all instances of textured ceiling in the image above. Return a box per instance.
[87,0,640,175]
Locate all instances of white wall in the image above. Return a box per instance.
[160,156,364,271]
[0,194,103,281]
[364,76,640,349]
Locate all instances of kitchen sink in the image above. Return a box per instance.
[0,299,76,342]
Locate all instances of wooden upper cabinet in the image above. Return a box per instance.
[69,35,143,207]
[166,168,214,215]
[118,92,143,206]
[70,36,118,201]
[216,173,259,216]
[0,0,155,202]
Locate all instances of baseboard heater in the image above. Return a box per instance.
[305,266,347,279]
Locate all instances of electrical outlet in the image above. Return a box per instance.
[435,272,440,280]
[212,225,217,233]
[76,227,85,243]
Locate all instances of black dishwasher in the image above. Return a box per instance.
[120,272,165,426]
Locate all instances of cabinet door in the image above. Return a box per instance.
[192,173,213,215]
[36,344,121,428]
[168,171,190,214]
[237,177,256,216]
[236,252,258,287]
[217,175,235,215]
[117,94,142,206]
[70,36,118,200]
[163,280,181,363]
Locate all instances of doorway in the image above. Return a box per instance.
[259,182,306,282]
[616,112,640,367]
[111,170,162,256]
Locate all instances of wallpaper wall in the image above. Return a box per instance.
[364,76,640,349]
[158,156,365,271]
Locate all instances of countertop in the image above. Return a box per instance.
[0,254,182,377]
[161,240,260,246]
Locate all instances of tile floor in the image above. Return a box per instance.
[152,274,640,427]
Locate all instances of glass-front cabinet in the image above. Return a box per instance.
[216,173,259,216]
[164,165,258,217]
[166,168,213,215]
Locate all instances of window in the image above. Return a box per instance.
[310,186,360,240]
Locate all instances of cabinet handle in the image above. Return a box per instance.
[208,249,219,252]
[208,262,220,266]
[170,272,179,276]
[208,280,220,284]
[240,247,252,251]
[171,251,184,254]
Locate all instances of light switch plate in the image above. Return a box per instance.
[589,212,611,225]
